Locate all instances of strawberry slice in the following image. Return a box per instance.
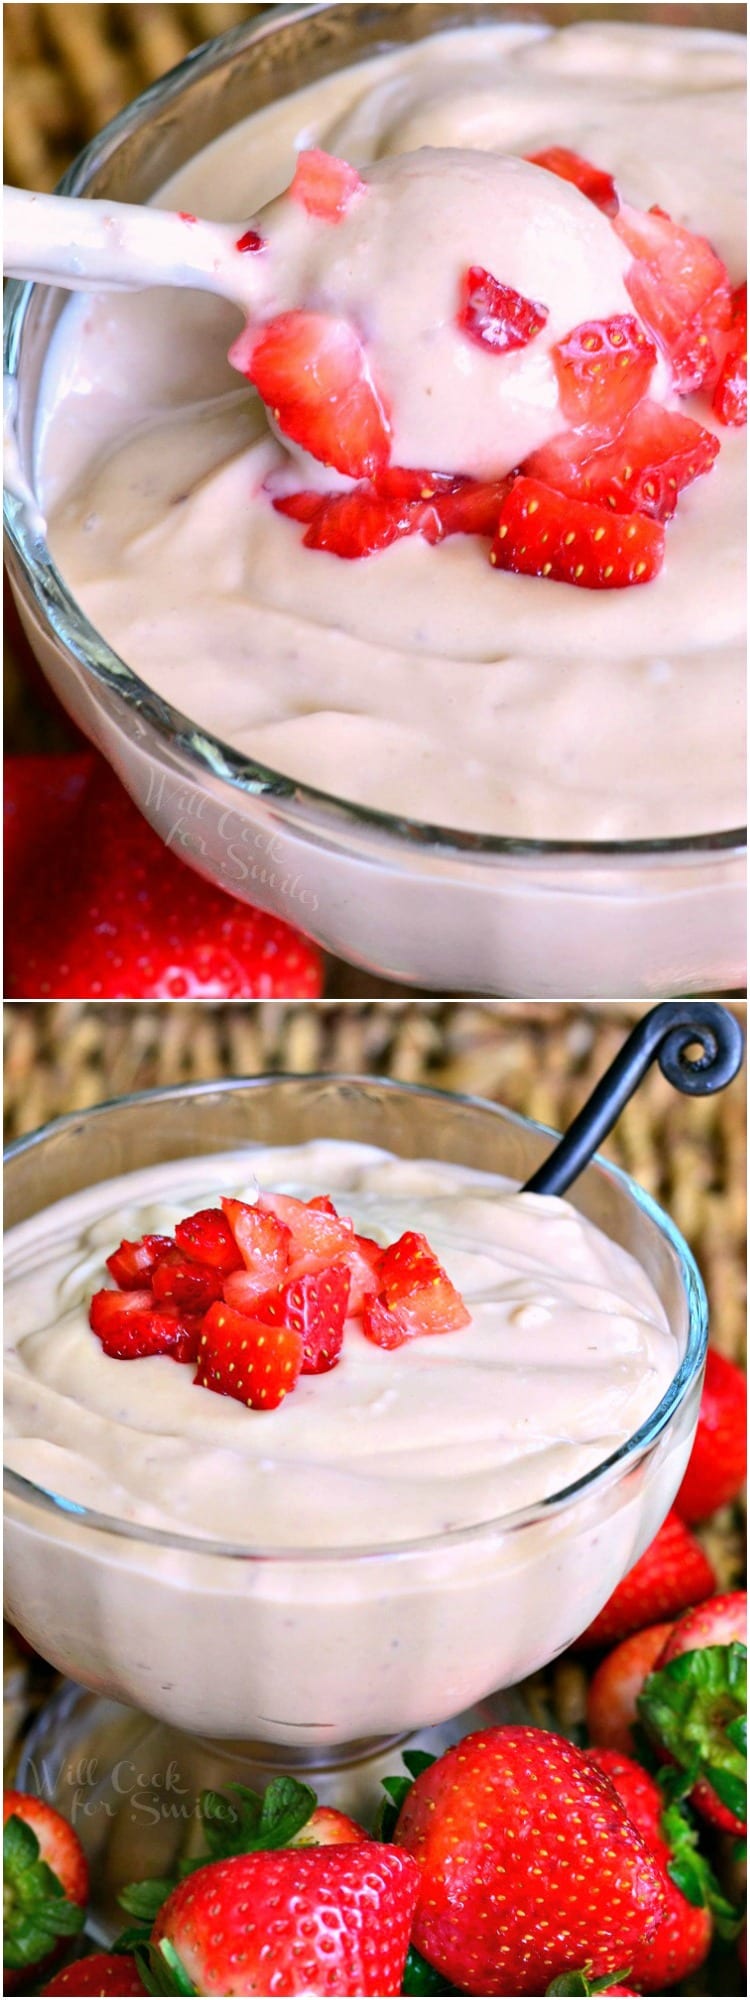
[89,1289,201,1362]
[613,202,732,394]
[490,476,664,589]
[195,1302,303,1410]
[174,1207,244,1274]
[256,1192,353,1279]
[256,1262,351,1373]
[151,1254,224,1310]
[363,1231,470,1350]
[296,485,430,559]
[712,282,747,427]
[290,148,366,222]
[526,145,618,217]
[234,311,391,479]
[525,402,720,521]
[275,473,510,558]
[553,314,657,427]
[458,266,549,352]
[105,1233,174,1289]
[220,1199,291,1296]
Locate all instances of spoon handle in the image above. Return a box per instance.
[524,1002,744,1199]
[3,185,256,310]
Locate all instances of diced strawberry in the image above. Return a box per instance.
[105,1233,174,1289]
[526,146,618,217]
[276,473,510,559]
[432,478,511,539]
[458,266,549,353]
[613,202,732,394]
[151,1254,224,1310]
[289,148,366,222]
[712,282,747,427]
[89,1289,201,1362]
[375,468,462,501]
[297,486,432,559]
[553,314,657,428]
[346,1234,383,1314]
[490,476,664,589]
[220,1198,292,1295]
[363,1232,470,1350]
[174,1207,244,1274]
[233,311,391,480]
[256,1192,353,1279]
[195,1302,303,1410]
[379,1231,443,1304]
[256,1262,351,1373]
[306,1195,339,1216]
[525,403,720,521]
[235,228,265,254]
[272,489,325,524]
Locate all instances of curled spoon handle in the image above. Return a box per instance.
[524,1002,744,1199]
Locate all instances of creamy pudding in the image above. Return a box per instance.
[35,18,745,844]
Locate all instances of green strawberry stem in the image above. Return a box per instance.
[638,1642,747,1824]
[3,1814,85,1973]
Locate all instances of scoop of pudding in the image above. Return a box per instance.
[231,147,663,481]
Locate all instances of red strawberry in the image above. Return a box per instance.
[587,1749,713,1991]
[235,310,391,479]
[586,1622,676,1754]
[3,752,92,887]
[553,315,657,428]
[525,402,719,521]
[289,1806,367,1848]
[149,1842,420,1996]
[290,484,429,559]
[256,1191,353,1279]
[712,282,747,426]
[89,1289,201,1363]
[289,148,366,221]
[363,1231,470,1349]
[257,1262,351,1373]
[491,477,664,589]
[346,1234,383,1313]
[151,1255,224,1311]
[641,1594,748,1835]
[526,146,618,217]
[235,227,265,255]
[221,1199,291,1296]
[613,202,732,393]
[457,266,549,352]
[394,1726,666,1995]
[105,1234,174,1289]
[276,473,510,558]
[4,1792,88,1986]
[195,1301,303,1410]
[674,1348,747,1522]
[576,1511,716,1648]
[174,1207,244,1275]
[4,754,323,1000]
[42,1955,146,1996]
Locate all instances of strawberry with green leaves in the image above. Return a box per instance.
[638,1594,747,1835]
[393,1725,666,1995]
[587,1749,714,1990]
[4,1791,88,1989]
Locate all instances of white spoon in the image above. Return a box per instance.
[3,184,269,316]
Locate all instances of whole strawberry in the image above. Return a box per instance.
[675,1349,747,1523]
[42,1953,146,1995]
[149,1842,420,1995]
[576,1511,715,1649]
[394,1726,666,1996]
[3,1791,88,1988]
[4,753,322,999]
[587,1749,712,1991]
[639,1594,747,1834]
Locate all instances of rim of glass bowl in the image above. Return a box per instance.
[3,1072,708,1562]
[3,1,746,867]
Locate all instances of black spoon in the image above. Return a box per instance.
[523,1002,744,1199]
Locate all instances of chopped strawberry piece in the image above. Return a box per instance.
[276,473,510,559]
[433,478,511,539]
[613,202,732,394]
[363,1231,470,1350]
[298,486,430,559]
[235,228,265,254]
[256,1192,353,1279]
[491,476,664,589]
[346,1234,383,1314]
[89,1289,201,1362]
[289,148,366,221]
[195,1302,303,1409]
[553,314,657,428]
[234,311,391,480]
[105,1233,174,1289]
[272,490,324,524]
[458,266,549,353]
[379,1231,443,1305]
[306,1195,339,1216]
[525,402,720,521]
[526,146,618,217]
[220,1198,292,1295]
[256,1262,351,1373]
[712,282,747,426]
[375,468,462,501]
[151,1255,224,1310]
[174,1207,244,1274]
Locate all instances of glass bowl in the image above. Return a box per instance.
[3,2,745,998]
[5,1074,707,1755]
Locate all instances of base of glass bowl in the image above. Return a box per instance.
[17,1677,531,1942]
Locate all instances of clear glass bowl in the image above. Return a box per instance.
[5,1074,707,1752]
[3,3,745,997]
